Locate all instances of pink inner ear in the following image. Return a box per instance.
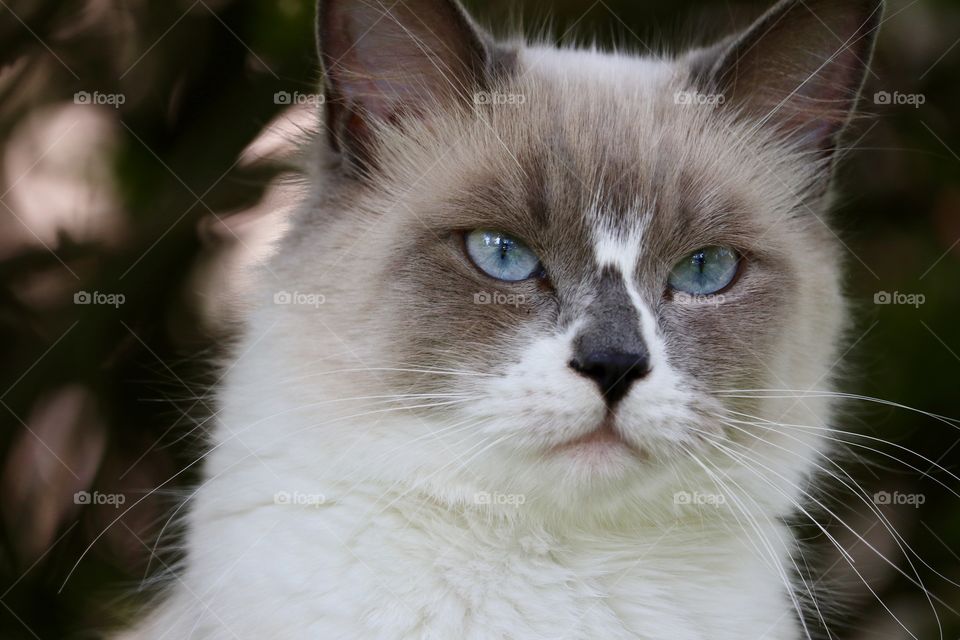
[340,73,401,122]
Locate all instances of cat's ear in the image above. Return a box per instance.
[694,0,883,160]
[316,0,491,169]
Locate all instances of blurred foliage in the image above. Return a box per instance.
[0,0,958,638]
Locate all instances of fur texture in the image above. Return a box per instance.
[120,0,884,638]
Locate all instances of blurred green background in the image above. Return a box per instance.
[0,0,958,637]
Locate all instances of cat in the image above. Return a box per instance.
[119,0,884,637]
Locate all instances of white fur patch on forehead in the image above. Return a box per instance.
[592,228,644,274]
[520,46,673,87]
[589,196,650,273]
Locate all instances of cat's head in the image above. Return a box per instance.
[245,0,882,520]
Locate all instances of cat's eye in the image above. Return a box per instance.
[668,246,740,296]
[465,230,542,282]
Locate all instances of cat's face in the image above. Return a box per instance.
[251,0,880,517]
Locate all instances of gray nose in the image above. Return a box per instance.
[570,349,650,405]
[569,267,651,406]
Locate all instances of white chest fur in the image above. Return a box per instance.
[127,472,802,640]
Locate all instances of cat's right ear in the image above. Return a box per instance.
[316,0,491,171]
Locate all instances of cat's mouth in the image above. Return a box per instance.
[549,416,643,458]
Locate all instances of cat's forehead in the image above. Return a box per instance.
[372,46,805,285]
[435,78,767,263]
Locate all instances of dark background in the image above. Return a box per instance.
[0,0,958,637]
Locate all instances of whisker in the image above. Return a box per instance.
[679,443,817,640]
[698,428,940,639]
[712,389,960,429]
[715,410,960,592]
[271,366,495,386]
[718,408,960,501]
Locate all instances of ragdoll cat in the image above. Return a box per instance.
[121,0,884,637]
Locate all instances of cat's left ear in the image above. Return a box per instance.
[316,0,492,170]
[693,0,883,161]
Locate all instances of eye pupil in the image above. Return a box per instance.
[693,251,706,272]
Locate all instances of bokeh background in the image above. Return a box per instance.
[0,0,958,637]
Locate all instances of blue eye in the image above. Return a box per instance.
[668,246,740,296]
[465,230,542,282]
